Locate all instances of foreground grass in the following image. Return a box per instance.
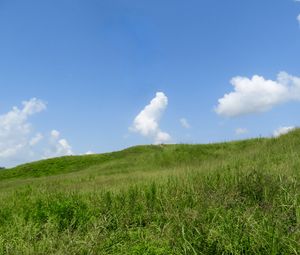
[0,131,299,254]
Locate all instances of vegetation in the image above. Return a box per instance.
[0,130,299,254]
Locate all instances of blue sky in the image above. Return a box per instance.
[0,0,300,167]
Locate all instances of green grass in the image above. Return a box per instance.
[0,130,299,254]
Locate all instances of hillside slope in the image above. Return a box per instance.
[1,138,262,180]
[0,130,299,254]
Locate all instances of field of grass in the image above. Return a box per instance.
[0,130,299,254]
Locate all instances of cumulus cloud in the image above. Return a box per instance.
[0,98,46,164]
[180,118,191,129]
[235,128,248,135]
[297,14,300,24]
[43,130,73,158]
[273,126,296,137]
[215,72,300,117]
[0,98,73,167]
[130,92,171,144]
[154,131,171,144]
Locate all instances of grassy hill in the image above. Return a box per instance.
[0,130,299,254]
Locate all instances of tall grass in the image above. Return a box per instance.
[0,130,299,254]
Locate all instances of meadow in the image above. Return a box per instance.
[0,130,299,254]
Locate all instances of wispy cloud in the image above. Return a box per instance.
[180,118,191,129]
[29,133,43,146]
[235,128,248,135]
[130,92,171,144]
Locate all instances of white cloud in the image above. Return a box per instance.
[180,118,191,129]
[0,98,46,165]
[29,133,43,146]
[57,139,72,155]
[154,131,171,144]
[297,14,300,24]
[273,126,296,137]
[0,98,73,167]
[44,130,73,158]
[21,98,47,115]
[215,72,300,117]
[51,130,60,139]
[235,128,248,135]
[130,92,172,144]
[85,151,94,155]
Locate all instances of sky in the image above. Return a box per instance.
[0,0,300,167]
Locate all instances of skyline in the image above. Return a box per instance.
[1,0,300,167]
